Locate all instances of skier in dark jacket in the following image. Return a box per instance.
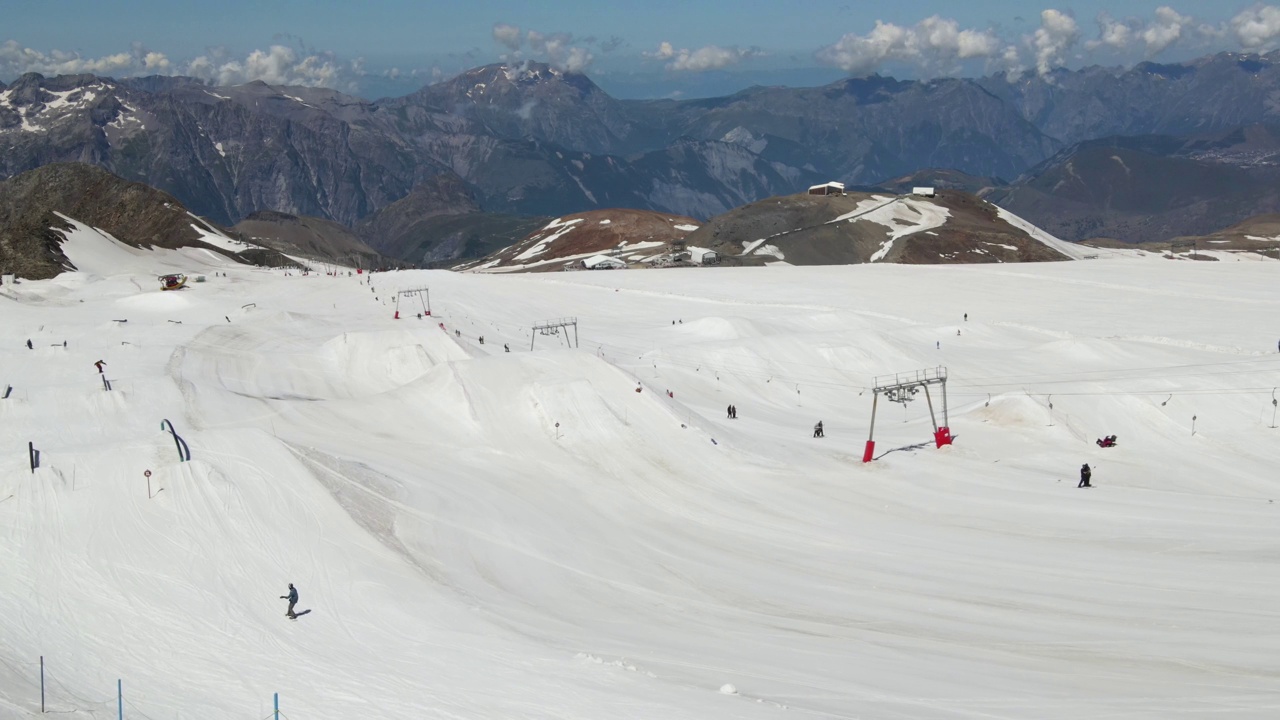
[1078,464,1092,488]
[281,583,298,618]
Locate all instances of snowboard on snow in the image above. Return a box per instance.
[288,609,312,620]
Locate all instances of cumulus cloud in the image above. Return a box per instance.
[1031,9,1079,75]
[815,15,1005,76]
[492,23,522,52]
[645,42,764,72]
[1232,5,1280,48]
[1090,6,1199,57]
[185,45,353,88]
[0,39,367,90]
[488,25,596,72]
[526,30,594,72]
[0,40,171,78]
[1091,12,1134,49]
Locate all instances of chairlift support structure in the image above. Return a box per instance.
[394,287,431,319]
[530,317,579,351]
[863,366,951,462]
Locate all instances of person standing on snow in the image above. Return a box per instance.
[281,583,299,618]
[813,421,824,438]
[1078,464,1092,488]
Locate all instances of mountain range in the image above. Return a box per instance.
[7,51,1280,251]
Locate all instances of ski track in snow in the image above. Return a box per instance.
[1,221,1280,718]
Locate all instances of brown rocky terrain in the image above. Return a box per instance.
[683,189,1076,266]
[457,209,701,272]
[0,163,292,279]
[233,211,391,269]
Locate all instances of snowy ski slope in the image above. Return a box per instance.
[2,225,1280,719]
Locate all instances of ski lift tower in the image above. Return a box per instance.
[530,317,579,351]
[863,366,951,463]
[394,287,431,319]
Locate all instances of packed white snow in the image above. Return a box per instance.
[2,219,1280,719]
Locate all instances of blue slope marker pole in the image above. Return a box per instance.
[118,679,122,720]
[274,692,279,720]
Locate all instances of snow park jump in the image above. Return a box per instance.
[2,223,1280,718]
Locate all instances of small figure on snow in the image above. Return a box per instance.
[964,313,968,322]
[479,336,485,345]
[281,583,299,618]
[94,359,106,374]
[957,329,961,336]
[1078,464,1092,488]
[813,421,824,438]
[504,343,510,352]
[1095,435,1117,448]
[26,339,32,350]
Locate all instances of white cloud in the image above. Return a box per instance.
[1032,9,1079,76]
[1142,7,1194,55]
[645,42,764,72]
[492,23,522,52]
[491,26,594,72]
[1232,5,1280,48]
[185,45,350,88]
[1090,6,1198,57]
[0,40,364,90]
[0,40,171,77]
[815,15,1003,75]
[526,30,594,72]
[1091,13,1135,49]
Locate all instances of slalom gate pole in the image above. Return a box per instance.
[274,692,279,720]
[863,392,878,463]
[40,656,44,713]
[117,679,122,720]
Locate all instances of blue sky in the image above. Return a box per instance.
[2,2,1276,98]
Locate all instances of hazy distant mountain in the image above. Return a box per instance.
[978,53,1280,146]
[354,173,548,266]
[8,52,1280,244]
[987,129,1280,243]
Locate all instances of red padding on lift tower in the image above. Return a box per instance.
[862,440,875,463]
[393,311,400,319]
[934,427,952,448]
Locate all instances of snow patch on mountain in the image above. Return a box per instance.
[860,199,951,262]
[995,206,1094,259]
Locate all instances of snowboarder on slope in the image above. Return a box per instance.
[1078,464,1092,488]
[813,421,824,438]
[94,359,106,374]
[281,583,298,618]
